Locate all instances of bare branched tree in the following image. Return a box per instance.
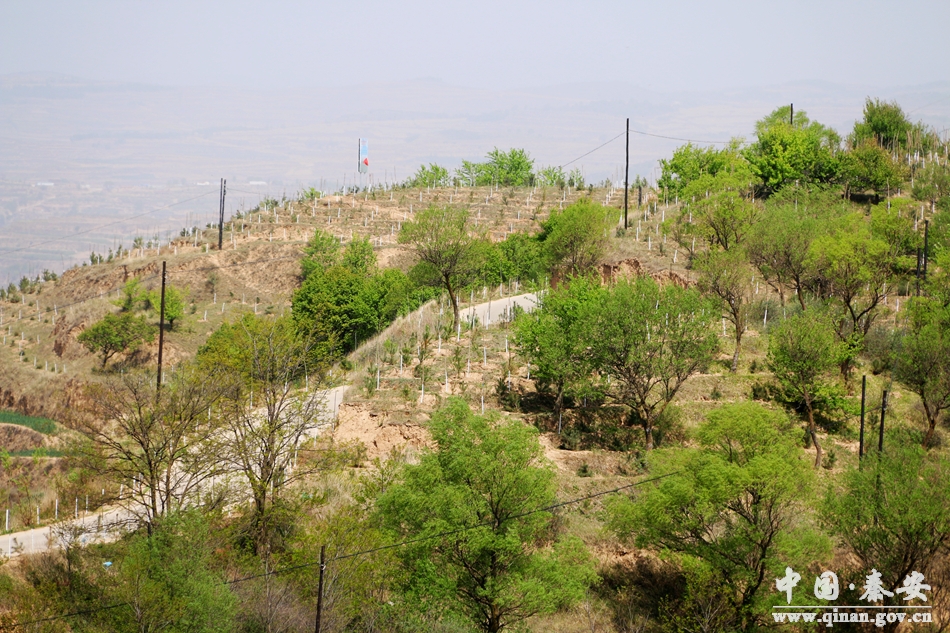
[67,366,234,533]
[206,314,335,552]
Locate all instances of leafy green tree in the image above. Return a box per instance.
[688,188,760,251]
[893,299,950,447]
[696,249,753,371]
[608,402,824,632]
[746,203,820,309]
[339,236,376,275]
[912,160,950,211]
[301,228,341,281]
[497,232,545,284]
[566,167,585,189]
[658,141,754,200]
[537,165,566,187]
[409,163,450,188]
[839,139,905,197]
[807,224,892,376]
[114,278,146,312]
[541,199,614,277]
[870,198,920,274]
[587,277,718,450]
[745,106,841,194]
[515,275,600,418]
[0,511,236,632]
[149,285,187,330]
[767,311,841,467]
[78,312,155,368]
[399,205,483,331]
[455,159,484,187]
[109,511,237,633]
[375,398,596,633]
[484,147,535,186]
[822,442,950,630]
[293,264,369,353]
[850,98,914,152]
[295,237,421,353]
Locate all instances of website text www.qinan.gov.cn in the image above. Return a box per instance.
[772,609,932,628]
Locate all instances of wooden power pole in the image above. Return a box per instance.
[314,545,326,633]
[218,178,227,250]
[624,118,629,230]
[156,261,167,395]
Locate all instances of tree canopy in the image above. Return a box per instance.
[375,398,595,632]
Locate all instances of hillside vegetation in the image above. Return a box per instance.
[1,100,950,633]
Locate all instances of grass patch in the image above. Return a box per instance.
[5,449,63,458]
[0,410,58,434]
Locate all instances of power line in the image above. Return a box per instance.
[907,94,950,115]
[628,128,731,145]
[0,471,677,629]
[0,191,217,259]
[558,131,626,169]
[0,601,129,629]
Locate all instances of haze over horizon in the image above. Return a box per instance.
[1,0,949,283]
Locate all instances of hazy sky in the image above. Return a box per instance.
[3,0,949,91]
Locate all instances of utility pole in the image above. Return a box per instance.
[859,375,866,459]
[923,219,930,283]
[878,389,887,453]
[789,103,794,126]
[314,545,326,633]
[624,118,630,230]
[156,261,167,395]
[218,178,227,250]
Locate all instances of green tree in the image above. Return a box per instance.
[608,402,824,633]
[912,160,950,211]
[150,285,187,330]
[409,163,450,188]
[869,198,921,278]
[541,199,614,277]
[850,98,913,152]
[515,275,600,419]
[822,442,950,631]
[78,312,155,369]
[294,247,421,354]
[807,224,892,376]
[658,141,754,200]
[746,202,820,309]
[696,249,753,371]
[893,300,950,447]
[537,165,566,187]
[688,188,760,251]
[497,232,545,284]
[839,139,905,197]
[745,106,841,194]
[484,147,535,186]
[114,278,146,312]
[375,398,596,633]
[300,228,341,281]
[587,277,718,450]
[110,511,237,633]
[399,205,483,331]
[767,311,841,467]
